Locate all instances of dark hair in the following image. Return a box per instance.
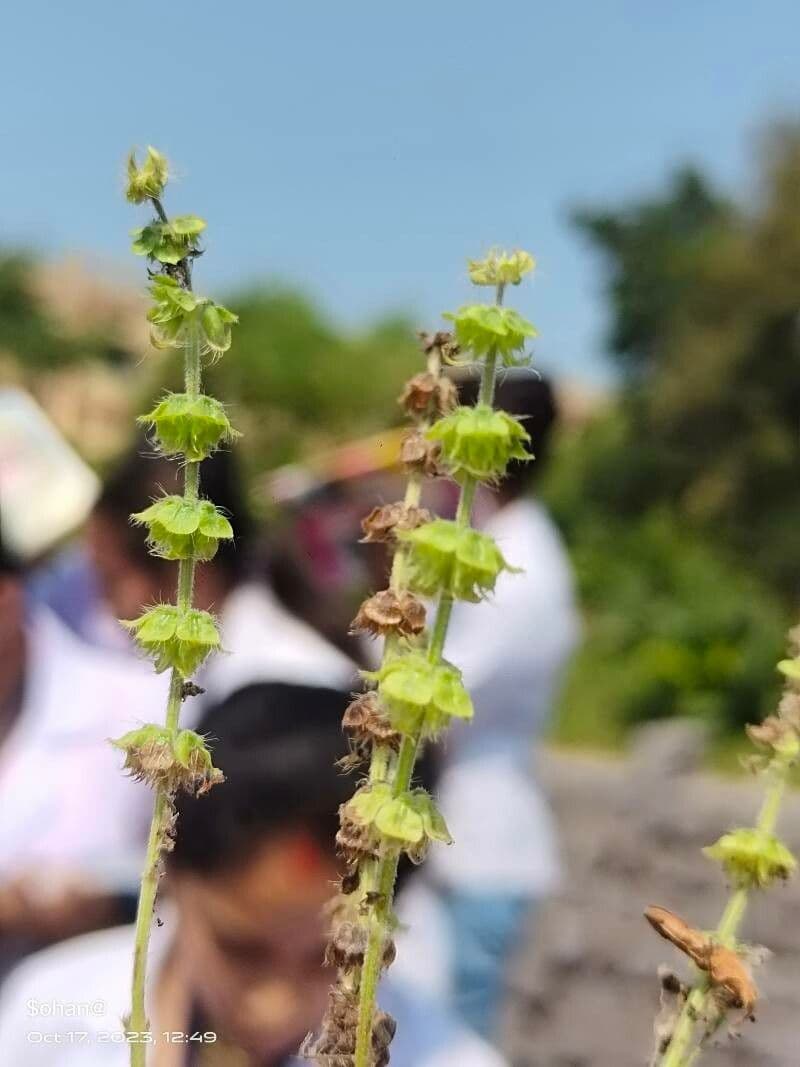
[457,369,557,497]
[169,683,353,875]
[96,432,252,582]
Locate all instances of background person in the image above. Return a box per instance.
[0,681,506,1067]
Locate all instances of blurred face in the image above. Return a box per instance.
[85,512,171,621]
[169,831,336,1060]
[0,573,24,652]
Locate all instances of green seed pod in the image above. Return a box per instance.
[365,652,473,735]
[131,495,233,561]
[400,518,517,602]
[347,784,451,849]
[122,604,221,677]
[427,404,530,481]
[442,304,536,365]
[138,392,239,461]
[704,828,797,889]
[467,248,535,287]
[126,146,169,204]
[131,216,207,265]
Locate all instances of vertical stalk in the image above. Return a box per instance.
[353,283,504,1067]
[659,757,791,1067]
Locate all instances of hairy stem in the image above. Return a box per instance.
[353,285,503,1067]
[127,255,203,1065]
[659,759,790,1067]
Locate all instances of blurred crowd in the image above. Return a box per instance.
[0,370,578,1066]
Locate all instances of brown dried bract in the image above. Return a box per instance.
[746,715,797,751]
[400,428,443,477]
[336,809,377,866]
[398,371,457,418]
[360,501,432,544]
[418,329,460,364]
[350,589,426,638]
[645,906,758,1015]
[778,691,800,731]
[302,986,395,1066]
[342,692,400,749]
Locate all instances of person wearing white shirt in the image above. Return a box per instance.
[394,372,579,1038]
[0,682,505,1067]
[0,534,170,976]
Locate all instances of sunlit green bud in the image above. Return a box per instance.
[365,652,473,735]
[442,304,536,365]
[200,301,239,356]
[138,392,239,461]
[778,658,800,682]
[400,518,517,602]
[704,828,797,889]
[427,404,530,481]
[131,216,207,265]
[467,248,536,287]
[125,146,169,204]
[122,604,221,677]
[131,495,233,561]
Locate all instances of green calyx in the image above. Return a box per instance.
[131,215,207,265]
[131,494,233,561]
[112,724,223,795]
[428,404,530,481]
[147,276,238,355]
[347,783,452,851]
[467,248,535,287]
[778,658,800,682]
[365,652,473,736]
[442,304,536,365]
[138,392,239,462]
[399,518,518,602]
[122,604,221,677]
[126,146,169,205]
[704,828,797,889]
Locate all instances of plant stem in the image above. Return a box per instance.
[659,759,790,1067]
[127,281,203,1066]
[353,285,503,1067]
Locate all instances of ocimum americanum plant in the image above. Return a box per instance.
[646,632,800,1065]
[114,147,238,1065]
[303,249,537,1067]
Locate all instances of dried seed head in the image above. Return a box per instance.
[398,372,458,419]
[325,920,368,971]
[335,809,377,866]
[342,692,401,749]
[746,715,800,759]
[350,589,426,639]
[360,501,432,544]
[112,725,224,796]
[400,429,443,477]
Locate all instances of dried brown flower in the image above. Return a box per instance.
[400,429,443,477]
[350,589,426,638]
[398,372,457,418]
[360,501,431,543]
[342,692,400,749]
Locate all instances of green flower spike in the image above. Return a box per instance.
[131,215,207,265]
[400,518,518,602]
[131,495,233,561]
[126,146,169,205]
[365,652,473,735]
[138,392,239,462]
[428,404,530,481]
[467,248,535,287]
[123,604,221,677]
[443,304,536,365]
[704,828,797,889]
[348,783,452,850]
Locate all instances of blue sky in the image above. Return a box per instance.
[2,1,799,382]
